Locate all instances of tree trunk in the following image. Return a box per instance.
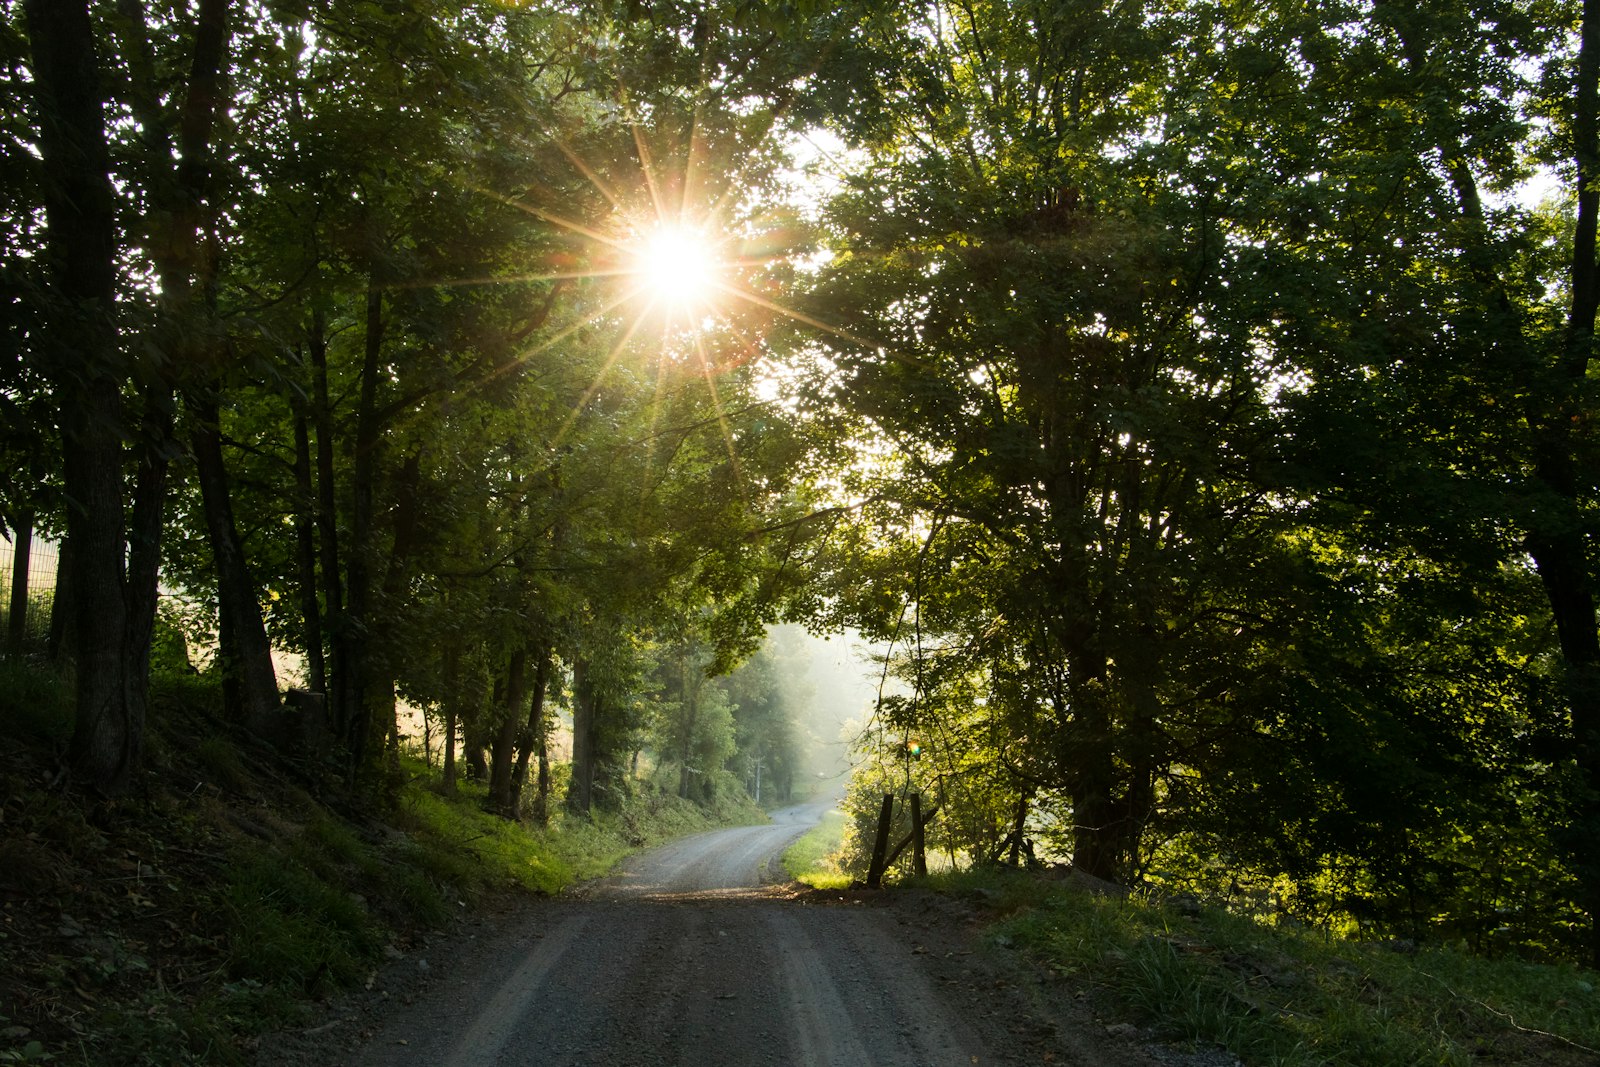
[291,384,325,694]
[7,512,32,652]
[489,647,529,815]
[1058,642,1127,882]
[511,646,551,818]
[63,376,138,794]
[25,0,139,793]
[535,687,552,826]
[125,385,172,707]
[440,636,460,795]
[111,0,223,709]
[187,387,279,734]
[677,654,699,800]
[1539,0,1600,967]
[309,310,350,741]
[1046,553,1125,882]
[369,676,400,778]
[464,720,490,781]
[367,452,422,768]
[568,658,599,815]
[342,279,384,773]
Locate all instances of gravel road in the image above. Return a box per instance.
[267,803,1186,1067]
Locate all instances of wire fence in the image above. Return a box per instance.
[0,534,60,649]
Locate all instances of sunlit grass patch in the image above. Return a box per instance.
[783,807,851,888]
[397,784,573,897]
[941,868,1600,1067]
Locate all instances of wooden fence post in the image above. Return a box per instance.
[911,793,927,876]
[866,793,894,888]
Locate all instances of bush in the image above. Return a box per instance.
[0,658,72,746]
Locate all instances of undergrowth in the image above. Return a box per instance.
[919,868,1600,1067]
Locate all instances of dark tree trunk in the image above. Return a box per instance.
[63,376,137,793]
[125,386,172,699]
[291,384,325,694]
[440,637,460,795]
[535,697,552,825]
[7,512,32,651]
[489,647,530,816]
[568,658,599,815]
[342,279,384,773]
[464,720,489,781]
[1068,717,1120,882]
[24,0,139,793]
[369,676,399,776]
[368,452,422,768]
[187,387,279,733]
[309,310,350,741]
[1047,556,1126,883]
[1537,0,1600,968]
[511,647,551,818]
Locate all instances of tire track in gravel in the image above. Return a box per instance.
[327,802,1165,1067]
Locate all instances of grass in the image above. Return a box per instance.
[918,867,1600,1066]
[782,806,852,889]
[0,657,73,746]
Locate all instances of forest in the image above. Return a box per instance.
[4,0,1598,972]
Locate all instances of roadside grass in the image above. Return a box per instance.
[0,661,767,1066]
[783,807,852,889]
[917,868,1600,1067]
[393,762,765,899]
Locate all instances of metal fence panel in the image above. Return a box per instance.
[0,536,60,648]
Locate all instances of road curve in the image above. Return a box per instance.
[345,801,998,1067]
[334,806,1164,1062]
[590,800,832,900]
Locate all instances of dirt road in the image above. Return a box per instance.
[286,804,1177,1067]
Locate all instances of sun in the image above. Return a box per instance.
[634,223,719,309]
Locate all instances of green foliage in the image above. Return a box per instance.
[837,695,1028,880]
[0,659,71,746]
[0,588,52,652]
[0,1039,51,1064]
[148,602,200,678]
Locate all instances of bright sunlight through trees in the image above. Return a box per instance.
[634,224,718,310]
